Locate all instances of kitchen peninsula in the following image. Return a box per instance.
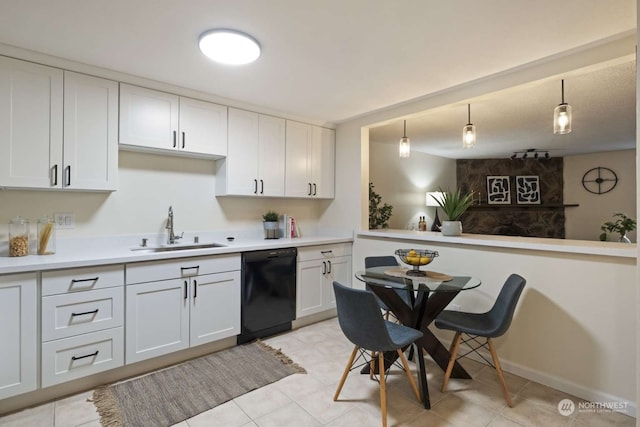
[353,229,636,416]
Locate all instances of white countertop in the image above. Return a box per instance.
[357,229,636,259]
[0,233,354,275]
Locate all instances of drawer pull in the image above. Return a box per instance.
[71,277,99,284]
[71,350,99,361]
[320,250,333,255]
[71,309,99,317]
[180,266,199,272]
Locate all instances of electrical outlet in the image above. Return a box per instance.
[54,212,75,229]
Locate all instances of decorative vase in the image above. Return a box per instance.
[263,221,279,239]
[441,220,462,236]
[619,233,631,243]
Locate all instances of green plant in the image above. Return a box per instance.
[369,182,393,229]
[599,212,636,241]
[262,210,279,222]
[431,188,474,221]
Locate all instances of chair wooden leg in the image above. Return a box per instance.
[334,345,359,401]
[441,331,462,392]
[378,352,387,427]
[487,338,513,407]
[397,348,421,402]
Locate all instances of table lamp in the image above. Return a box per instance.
[426,191,445,231]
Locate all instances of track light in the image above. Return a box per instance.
[510,149,550,160]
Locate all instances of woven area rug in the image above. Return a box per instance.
[93,340,305,427]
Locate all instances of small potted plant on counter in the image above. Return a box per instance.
[262,210,280,239]
[430,188,474,236]
[600,212,636,243]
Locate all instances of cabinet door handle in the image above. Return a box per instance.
[184,280,188,300]
[65,165,71,187]
[193,279,197,299]
[254,179,258,194]
[182,131,186,149]
[313,183,317,196]
[327,260,332,274]
[308,183,312,196]
[322,261,326,275]
[71,350,99,361]
[173,130,177,148]
[51,164,58,186]
[71,309,99,317]
[71,277,99,284]
[260,179,264,194]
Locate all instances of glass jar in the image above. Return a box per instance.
[37,216,56,255]
[9,217,30,257]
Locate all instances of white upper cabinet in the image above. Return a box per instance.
[63,71,118,191]
[0,56,63,189]
[217,108,285,196]
[0,57,118,191]
[119,83,227,158]
[285,120,335,198]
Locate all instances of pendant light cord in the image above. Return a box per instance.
[561,79,565,104]
[403,120,407,138]
[467,104,471,125]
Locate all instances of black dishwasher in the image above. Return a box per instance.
[238,248,297,344]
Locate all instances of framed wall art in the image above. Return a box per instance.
[486,176,511,204]
[516,175,541,204]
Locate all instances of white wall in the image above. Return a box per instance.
[0,151,329,240]
[564,150,637,241]
[369,142,455,230]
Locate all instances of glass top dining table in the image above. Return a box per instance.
[354,265,481,409]
[355,266,481,293]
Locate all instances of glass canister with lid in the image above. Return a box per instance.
[37,215,56,255]
[9,216,30,257]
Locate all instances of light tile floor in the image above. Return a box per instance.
[0,318,635,427]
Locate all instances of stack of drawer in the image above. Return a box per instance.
[41,265,125,387]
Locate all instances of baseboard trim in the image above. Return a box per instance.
[434,332,636,418]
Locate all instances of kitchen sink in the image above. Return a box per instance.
[131,242,227,252]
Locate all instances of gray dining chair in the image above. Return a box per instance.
[434,273,526,407]
[364,256,413,319]
[332,281,422,427]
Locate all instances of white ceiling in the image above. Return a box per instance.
[369,59,637,158]
[0,0,636,155]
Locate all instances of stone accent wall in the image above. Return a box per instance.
[456,158,565,238]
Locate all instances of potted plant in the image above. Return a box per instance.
[369,182,393,229]
[262,210,279,239]
[430,188,474,236]
[599,212,636,243]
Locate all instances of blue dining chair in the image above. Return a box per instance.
[332,281,422,427]
[364,256,413,320]
[435,273,526,407]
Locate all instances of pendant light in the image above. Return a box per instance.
[553,79,572,134]
[399,120,410,158]
[462,104,476,148]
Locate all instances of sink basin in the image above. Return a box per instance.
[131,243,226,252]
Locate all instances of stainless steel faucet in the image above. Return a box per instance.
[166,206,182,244]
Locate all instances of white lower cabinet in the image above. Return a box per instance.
[41,266,125,387]
[296,244,352,318]
[0,273,37,400]
[125,256,241,364]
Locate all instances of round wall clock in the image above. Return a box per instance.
[581,167,618,194]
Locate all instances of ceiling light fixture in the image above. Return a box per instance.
[198,29,261,65]
[462,104,476,148]
[510,149,550,160]
[553,79,572,134]
[399,120,410,158]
